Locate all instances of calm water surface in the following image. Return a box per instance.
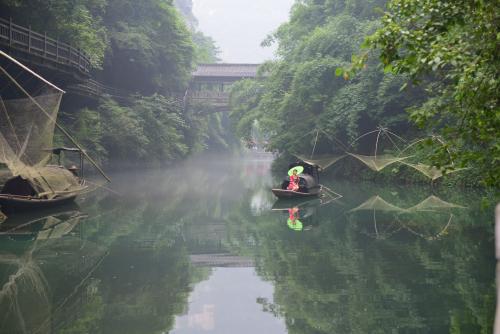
[0,154,495,333]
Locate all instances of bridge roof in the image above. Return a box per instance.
[193,63,260,78]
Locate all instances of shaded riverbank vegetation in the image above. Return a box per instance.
[229,0,499,189]
[0,0,229,167]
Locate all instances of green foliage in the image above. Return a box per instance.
[1,0,108,66]
[59,95,191,166]
[187,103,236,152]
[58,107,107,162]
[192,31,220,63]
[349,0,500,187]
[2,0,231,165]
[103,0,195,93]
[2,0,196,92]
[231,3,424,160]
[229,79,265,141]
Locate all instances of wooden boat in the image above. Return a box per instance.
[0,193,79,213]
[271,187,321,198]
[271,161,322,199]
[0,151,88,213]
[0,51,109,214]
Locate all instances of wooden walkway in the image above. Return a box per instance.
[0,21,261,104]
[0,17,91,76]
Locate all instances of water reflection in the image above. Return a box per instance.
[0,153,494,333]
[237,180,494,333]
[272,198,323,231]
[0,205,104,334]
[347,194,466,240]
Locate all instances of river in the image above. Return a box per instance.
[0,153,495,333]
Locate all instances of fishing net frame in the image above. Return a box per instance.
[0,51,110,200]
[397,136,468,181]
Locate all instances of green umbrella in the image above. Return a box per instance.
[287,218,303,231]
[288,166,304,176]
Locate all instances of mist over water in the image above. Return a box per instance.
[0,152,495,333]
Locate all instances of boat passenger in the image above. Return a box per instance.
[287,169,300,192]
[68,165,79,177]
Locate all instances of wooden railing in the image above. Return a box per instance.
[189,90,230,103]
[0,17,91,74]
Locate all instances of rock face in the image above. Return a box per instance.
[173,0,198,30]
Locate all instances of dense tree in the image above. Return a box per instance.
[230,0,497,187]
[230,0,425,160]
[0,0,108,66]
[344,0,499,187]
[1,0,227,166]
[102,0,195,94]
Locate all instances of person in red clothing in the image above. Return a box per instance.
[287,169,300,191]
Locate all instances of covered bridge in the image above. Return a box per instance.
[188,63,261,110]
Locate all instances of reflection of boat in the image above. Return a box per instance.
[0,203,84,240]
[272,161,321,199]
[272,198,321,231]
[348,194,466,240]
[272,197,321,213]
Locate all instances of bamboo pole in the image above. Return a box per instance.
[0,50,65,93]
[0,55,110,182]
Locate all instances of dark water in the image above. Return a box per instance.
[0,154,495,334]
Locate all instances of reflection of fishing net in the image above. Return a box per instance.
[0,252,50,334]
[0,52,83,199]
[350,195,466,214]
[349,194,466,240]
[407,195,466,212]
[36,212,84,240]
[397,212,454,241]
[349,195,407,213]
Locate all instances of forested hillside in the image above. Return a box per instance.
[229,0,498,187]
[0,0,224,166]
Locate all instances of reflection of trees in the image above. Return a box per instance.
[225,183,495,334]
[90,243,191,334]
[54,157,262,333]
[0,208,95,334]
